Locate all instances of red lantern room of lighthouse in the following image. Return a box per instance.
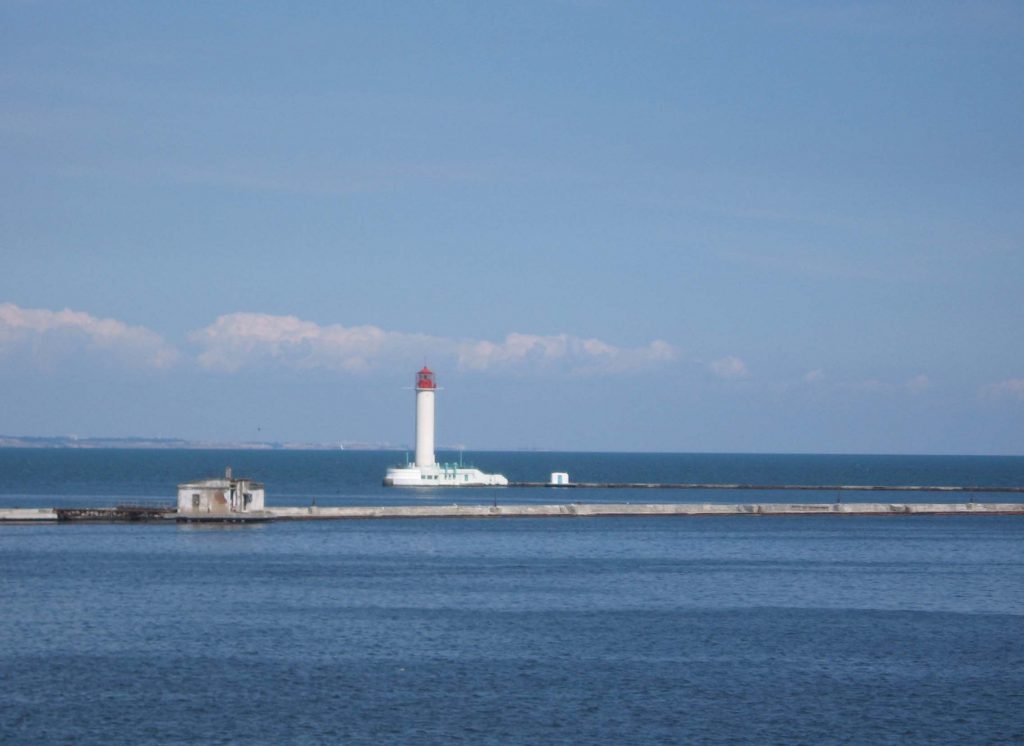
[414,367,438,468]
[416,367,436,390]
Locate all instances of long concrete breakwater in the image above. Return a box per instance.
[509,482,1024,493]
[2,502,1024,523]
[262,502,1024,520]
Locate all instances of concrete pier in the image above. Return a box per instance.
[0,508,59,522]
[262,502,1024,520]
[0,507,174,522]
[4,502,1022,523]
[509,482,1024,493]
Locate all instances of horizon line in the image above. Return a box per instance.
[0,434,1021,459]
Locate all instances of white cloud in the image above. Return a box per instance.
[457,333,675,374]
[984,378,1024,401]
[457,333,568,371]
[709,356,748,379]
[905,374,930,394]
[0,302,178,369]
[190,313,440,372]
[190,312,677,376]
[804,368,826,384]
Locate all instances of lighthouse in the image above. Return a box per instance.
[414,367,436,467]
[383,368,508,487]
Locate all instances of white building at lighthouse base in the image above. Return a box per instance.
[384,462,508,487]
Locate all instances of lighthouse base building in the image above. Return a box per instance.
[383,463,508,487]
[383,367,508,487]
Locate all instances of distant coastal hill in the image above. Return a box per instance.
[0,435,403,451]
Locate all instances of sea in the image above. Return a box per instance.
[1,450,1022,744]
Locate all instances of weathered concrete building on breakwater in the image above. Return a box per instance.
[177,467,265,518]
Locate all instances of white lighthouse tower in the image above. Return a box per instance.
[414,366,436,467]
[384,367,508,487]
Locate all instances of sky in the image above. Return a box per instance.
[1,1,1023,454]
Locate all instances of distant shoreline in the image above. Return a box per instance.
[0,437,1020,458]
[0,436,557,453]
[0,436,399,451]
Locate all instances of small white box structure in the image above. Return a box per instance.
[177,467,265,516]
[550,472,570,486]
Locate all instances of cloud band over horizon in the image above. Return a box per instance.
[190,312,678,375]
[0,302,178,370]
[4,303,1020,406]
[0,303,677,377]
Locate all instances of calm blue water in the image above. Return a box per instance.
[1,449,1023,507]
[1,450,1023,743]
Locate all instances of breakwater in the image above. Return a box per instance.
[2,502,1023,523]
[265,502,1024,519]
[509,482,1024,493]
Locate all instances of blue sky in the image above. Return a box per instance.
[2,1,1023,453]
